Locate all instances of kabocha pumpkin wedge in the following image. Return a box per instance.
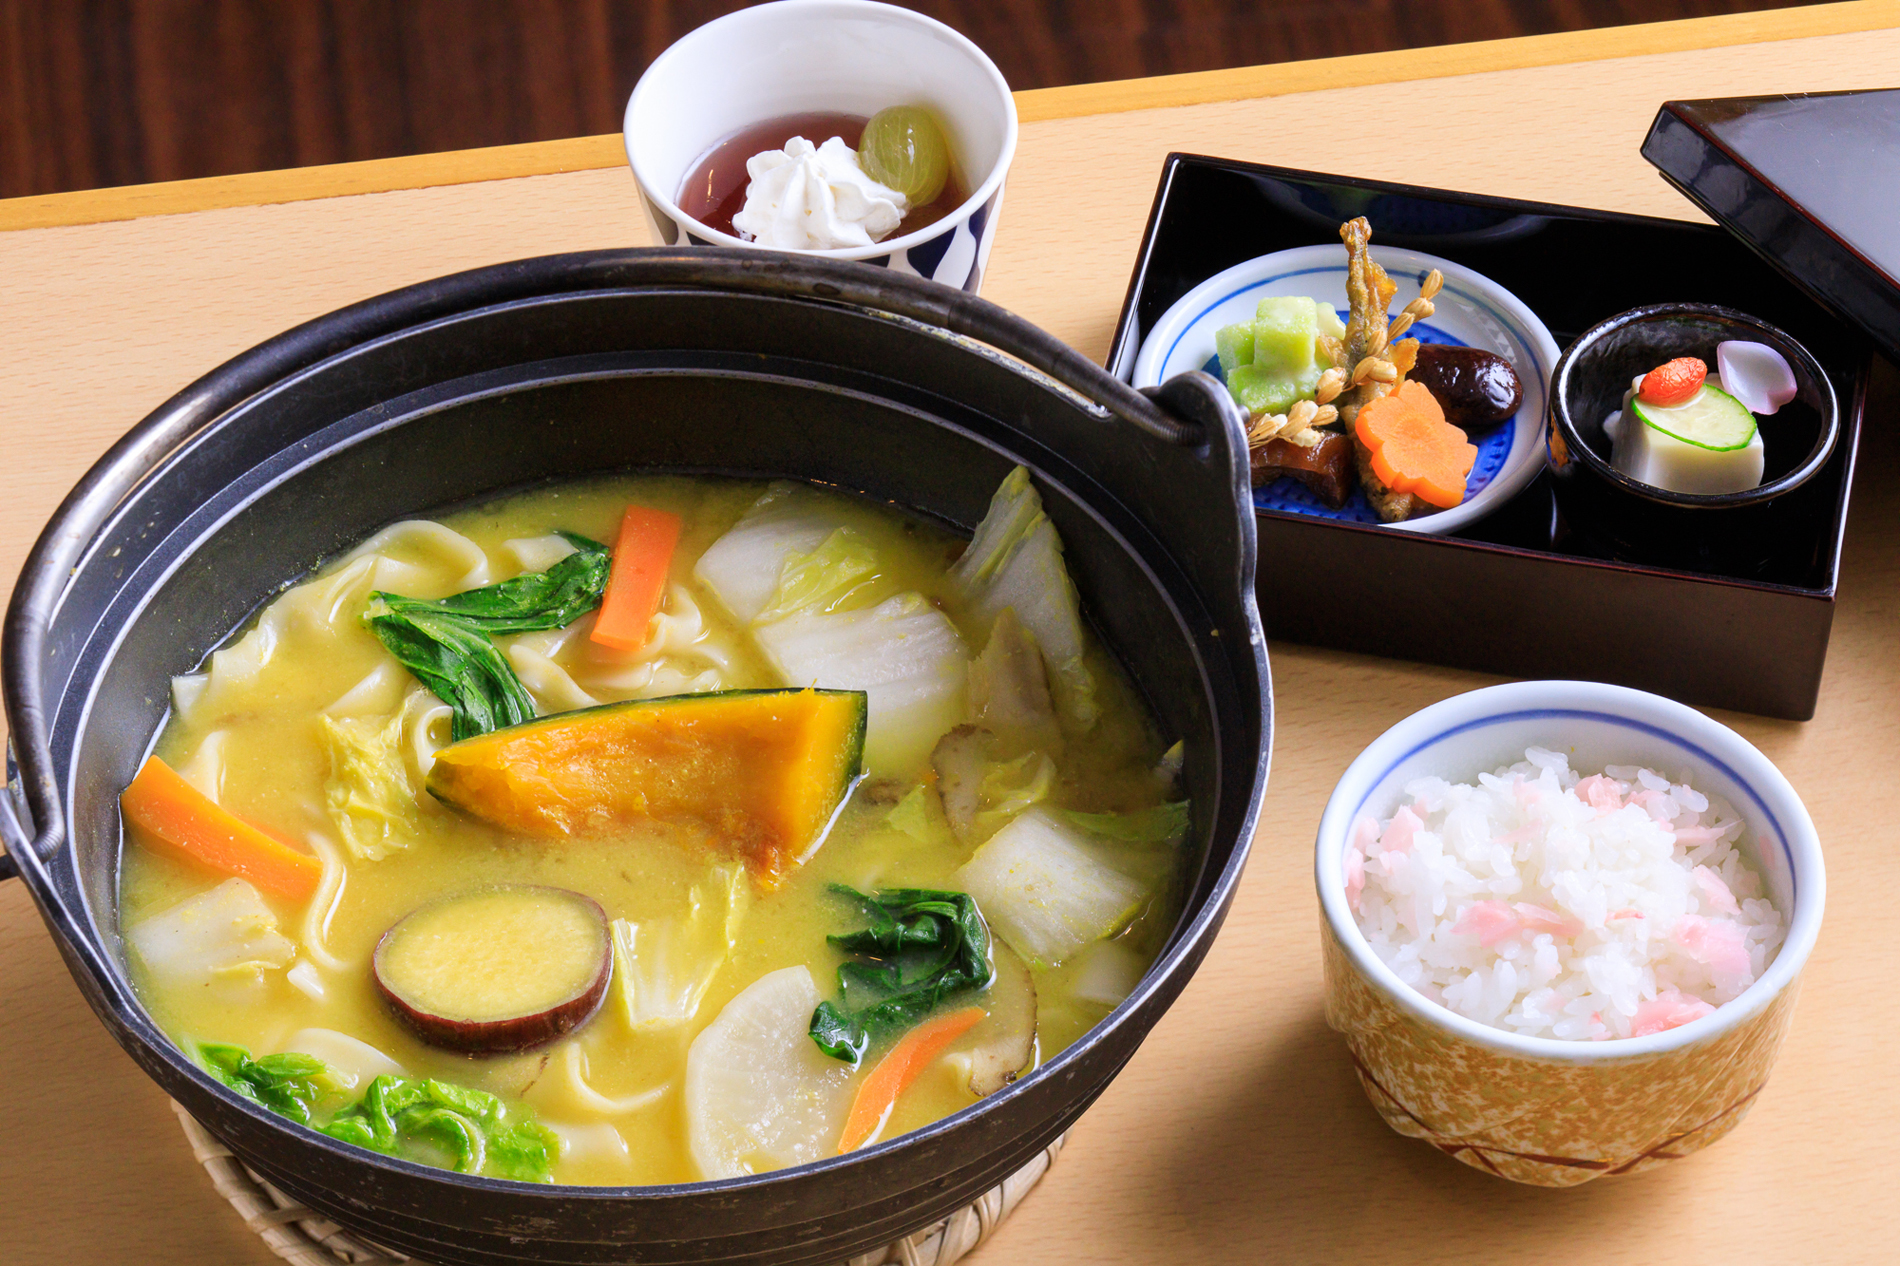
[427,688,867,882]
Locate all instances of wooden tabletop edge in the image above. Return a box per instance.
[1,0,1892,236]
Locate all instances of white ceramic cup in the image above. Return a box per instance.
[624,0,1017,293]
[1315,680,1825,1185]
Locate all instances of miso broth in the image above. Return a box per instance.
[120,473,1185,1185]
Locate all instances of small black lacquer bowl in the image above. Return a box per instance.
[1546,303,1839,572]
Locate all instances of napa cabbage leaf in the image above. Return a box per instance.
[953,807,1148,968]
[611,863,749,1030]
[318,712,420,860]
[949,467,1096,731]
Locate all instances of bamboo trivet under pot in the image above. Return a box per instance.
[175,1103,1064,1266]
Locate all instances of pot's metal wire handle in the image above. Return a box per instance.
[0,246,1220,885]
[0,754,24,882]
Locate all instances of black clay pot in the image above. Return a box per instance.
[1545,302,1839,574]
[0,249,1269,1265]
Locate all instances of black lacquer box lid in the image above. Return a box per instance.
[1643,90,1900,363]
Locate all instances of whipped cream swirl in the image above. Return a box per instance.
[730,136,909,251]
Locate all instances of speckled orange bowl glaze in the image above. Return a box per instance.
[1315,680,1824,1186]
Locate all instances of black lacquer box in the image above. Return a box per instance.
[1106,155,1873,720]
[1643,90,1900,366]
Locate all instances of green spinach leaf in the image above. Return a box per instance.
[364,533,610,742]
[375,533,610,634]
[809,886,994,1064]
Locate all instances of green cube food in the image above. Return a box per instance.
[1252,296,1319,378]
[1317,302,1345,346]
[1226,364,1302,416]
[1214,322,1254,378]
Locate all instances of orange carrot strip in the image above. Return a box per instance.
[590,505,684,653]
[1355,380,1477,509]
[120,756,322,901]
[838,1005,988,1154]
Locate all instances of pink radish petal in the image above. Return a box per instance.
[1609,908,1645,921]
[1693,865,1741,916]
[1345,845,1366,913]
[1513,903,1583,938]
[1631,989,1716,1037]
[1453,900,1522,948]
[1675,915,1752,979]
[1379,805,1422,855]
[1572,774,1624,814]
[1716,340,1797,416]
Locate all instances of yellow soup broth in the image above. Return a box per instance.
[121,475,1183,1185]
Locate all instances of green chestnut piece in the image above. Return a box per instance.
[858,105,951,206]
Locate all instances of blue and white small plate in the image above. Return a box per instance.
[1131,245,1560,535]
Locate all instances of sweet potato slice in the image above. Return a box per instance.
[374,885,611,1055]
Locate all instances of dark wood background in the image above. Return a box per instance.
[2,0,1810,200]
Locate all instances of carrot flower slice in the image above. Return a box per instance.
[837,1005,988,1154]
[1354,380,1478,509]
[120,756,322,901]
[590,505,684,653]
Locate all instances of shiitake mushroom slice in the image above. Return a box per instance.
[374,885,611,1056]
[966,941,1037,1096]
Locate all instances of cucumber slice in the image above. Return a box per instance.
[1631,385,1758,452]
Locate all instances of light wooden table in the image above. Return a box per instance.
[4,5,1898,1262]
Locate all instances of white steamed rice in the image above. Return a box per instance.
[1347,747,1784,1041]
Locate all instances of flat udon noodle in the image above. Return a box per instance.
[170,519,491,731]
[543,1041,669,1117]
[507,583,739,706]
[299,827,352,972]
[176,729,229,801]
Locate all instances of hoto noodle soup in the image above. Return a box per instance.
[119,471,1187,1184]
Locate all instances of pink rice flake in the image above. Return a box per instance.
[1493,823,1540,846]
[1674,915,1752,978]
[1452,900,1523,948]
[1572,774,1625,814]
[1379,805,1423,855]
[1345,845,1367,913]
[1513,778,1543,806]
[1671,823,1729,846]
[1630,989,1717,1038]
[1693,865,1742,916]
[1513,903,1583,938]
[1608,908,1646,921]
